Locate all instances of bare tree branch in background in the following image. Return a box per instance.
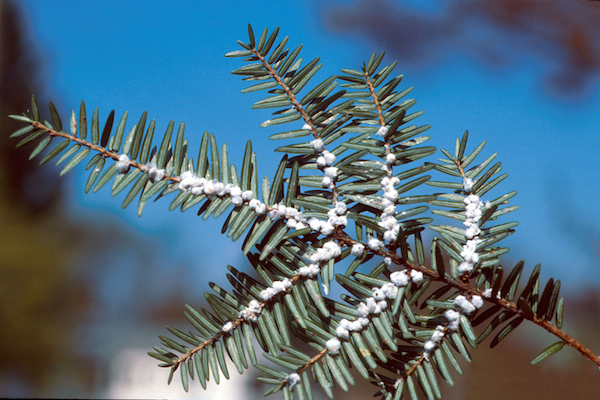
[324,0,600,99]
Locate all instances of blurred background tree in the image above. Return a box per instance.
[0,0,91,394]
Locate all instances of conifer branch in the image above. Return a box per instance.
[8,24,600,400]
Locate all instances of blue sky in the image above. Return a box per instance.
[20,0,600,310]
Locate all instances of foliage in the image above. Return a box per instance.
[8,25,600,399]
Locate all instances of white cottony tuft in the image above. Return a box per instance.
[368,237,384,250]
[376,125,389,138]
[424,340,436,351]
[116,154,131,174]
[351,243,365,256]
[454,295,477,314]
[222,321,234,333]
[336,324,350,339]
[324,167,338,179]
[326,337,341,355]
[298,264,320,278]
[239,300,262,322]
[286,373,301,389]
[311,138,324,152]
[463,177,474,191]
[146,163,165,182]
[390,270,409,287]
[432,326,445,343]
[444,309,461,331]
[471,295,484,309]
[410,270,424,284]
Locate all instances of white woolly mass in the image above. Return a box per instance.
[431,326,445,343]
[459,188,486,275]
[376,125,389,138]
[457,261,473,275]
[383,189,399,202]
[390,270,409,287]
[454,295,476,315]
[222,321,234,333]
[386,153,396,165]
[463,177,474,191]
[323,241,342,258]
[321,221,335,236]
[286,373,301,389]
[366,298,380,314]
[230,186,242,197]
[298,263,320,278]
[381,282,398,299]
[373,287,386,301]
[307,218,335,236]
[178,170,279,221]
[368,237,384,251]
[410,270,424,284]
[239,300,262,322]
[324,167,338,179]
[260,287,276,301]
[335,326,349,339]
[116,154,131,174]
[311,138,324,152]
[255,202,267,215]
[309,240,341,263]
[424,340,436,351]
[471,295,484,309]
[379,176,400,243]
[333,275,407,342]
[327,208,347,227]
[454,294,484,317]
[317,150,336,168]
[302,123,311,130]
[334,201,347,215]
[326,337,342,355]
[464,224,481,240]
[445,309,460,321]
[145,162,165,182]
[321,176,334,189]
[444,309,461,331]
[260,278,293,301]
[242,190,254,201]
[351,243,365,257]
[357,302,369,318]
